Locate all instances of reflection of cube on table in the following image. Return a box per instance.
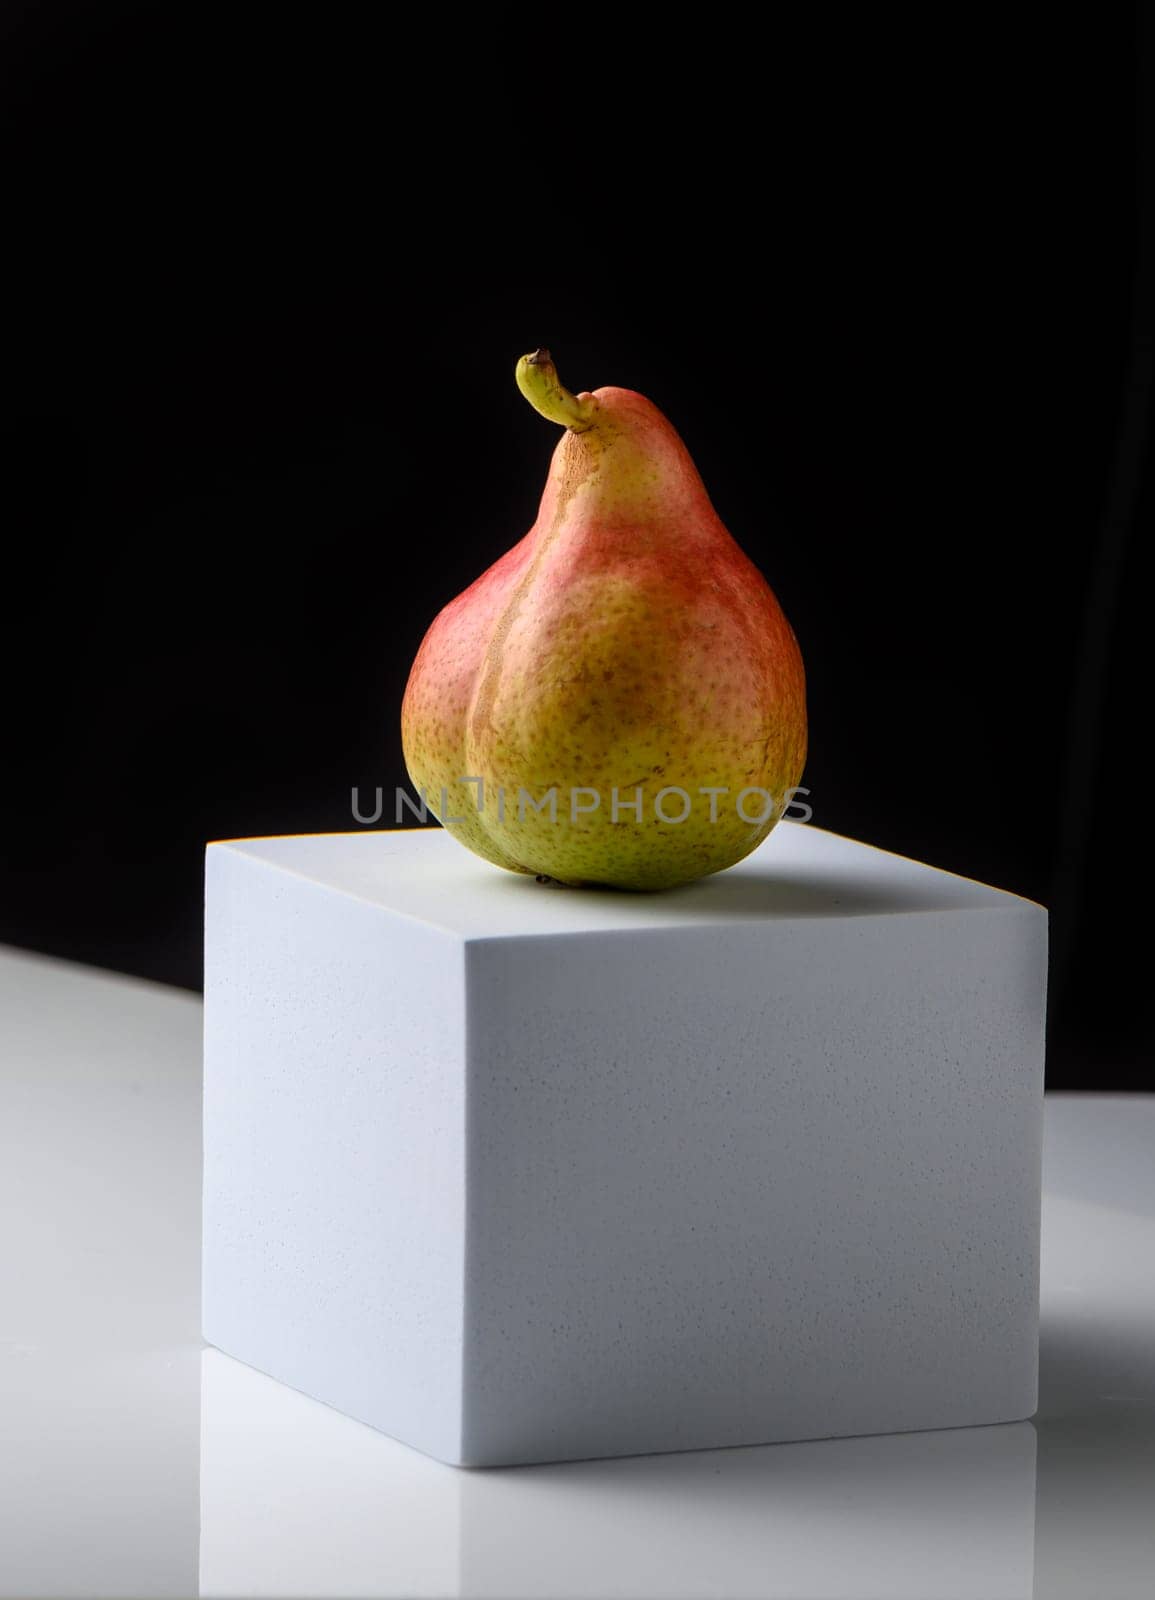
[202,822,1047,1468]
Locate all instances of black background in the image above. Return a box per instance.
[2,5,1151,1089]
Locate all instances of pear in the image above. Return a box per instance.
[401,350,807,890]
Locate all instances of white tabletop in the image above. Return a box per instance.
[0,943,1151,1600]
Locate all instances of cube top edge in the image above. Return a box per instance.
[205,823,1043,942]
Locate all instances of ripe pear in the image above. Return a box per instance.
[401,351,806,890]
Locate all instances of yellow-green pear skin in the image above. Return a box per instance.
[401,351,807,889]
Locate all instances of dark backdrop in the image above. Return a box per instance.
[2,5,1151,1089]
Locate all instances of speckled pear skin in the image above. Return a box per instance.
[402,366,807,890]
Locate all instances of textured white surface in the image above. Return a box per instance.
[202,851,466,1465]
[203,824,1047,1466]
[2,944,1153,1599]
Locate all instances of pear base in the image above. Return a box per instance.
[203,822,1046,1468]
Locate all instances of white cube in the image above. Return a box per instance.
[203,823,1047,1468]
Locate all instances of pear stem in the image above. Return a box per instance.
[515,349,597,431]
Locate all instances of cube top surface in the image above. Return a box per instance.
[208,822,1037,941]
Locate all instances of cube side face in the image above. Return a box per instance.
[203,845,468,1464]
[461,903,1047,1466]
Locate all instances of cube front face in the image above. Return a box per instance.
[461,910,1046,1465]
[204,831,1047,1468]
